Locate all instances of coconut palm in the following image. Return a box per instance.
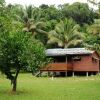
[23,19,47,34]
[22,5,47,36]
[83,19,100,52]
[87,19,100,36]
[48,18,83,48]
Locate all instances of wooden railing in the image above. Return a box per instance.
[41,62,73,71]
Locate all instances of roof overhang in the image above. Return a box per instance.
[46,48,94,57]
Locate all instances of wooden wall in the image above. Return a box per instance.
[41,52,100,72]
[73,54,99,72]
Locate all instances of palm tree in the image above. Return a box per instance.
[48,18,83,48]
[83,19,100,52]
[22,5,47,36]
[87,19,100,36]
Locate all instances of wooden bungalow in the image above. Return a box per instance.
[41,48,100,76]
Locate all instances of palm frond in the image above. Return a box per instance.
[48,18,83,48]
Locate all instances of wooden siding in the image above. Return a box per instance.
[41,63,73,71]
[73,55,99,72]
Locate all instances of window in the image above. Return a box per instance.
[72,56,81,61]
[54,56,66,62]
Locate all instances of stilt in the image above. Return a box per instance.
[48,72,50,77]
[65,71,67,77]
[97,71,100,75]
[50,72,54,80]
[91,72,93,76]
[72,72,75,77]
[86,72,88,77]
[66,55,67,77]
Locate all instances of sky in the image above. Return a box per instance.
[5,0,98,9]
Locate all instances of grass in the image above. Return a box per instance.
[0,74,100,100]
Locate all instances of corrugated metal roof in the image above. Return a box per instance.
[46,48,94,56]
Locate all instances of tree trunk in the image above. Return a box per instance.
[12,68,20,92]
[12,79,17,92]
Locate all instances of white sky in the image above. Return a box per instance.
[5,0,98,9]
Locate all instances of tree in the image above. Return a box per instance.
[23,19,47,35]
[83,32,100,51]
[48,18,83,48]
[83,19,100,52]
[0,0,5,6]
[61,2,95,25]
[87,0,100,18]
[0,2,49,93]
[0,31,48,92]
[7,4,25,22]
[87,19,100,36]
[39,4,62,20]
[22,6,48,36]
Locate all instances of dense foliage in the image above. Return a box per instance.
[0,0,50,92]
[0,31,49,91]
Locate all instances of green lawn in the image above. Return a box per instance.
[0,74,100,100]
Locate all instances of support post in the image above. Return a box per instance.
[66,55,68,77]
[66,56,67,63]
[91,72,93,76]
[39,71,41,77]
[65,71,67,77]
[48,72,50,77]
[97,71,100,75]
[86,72,88,77]
[72,72,75,77]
